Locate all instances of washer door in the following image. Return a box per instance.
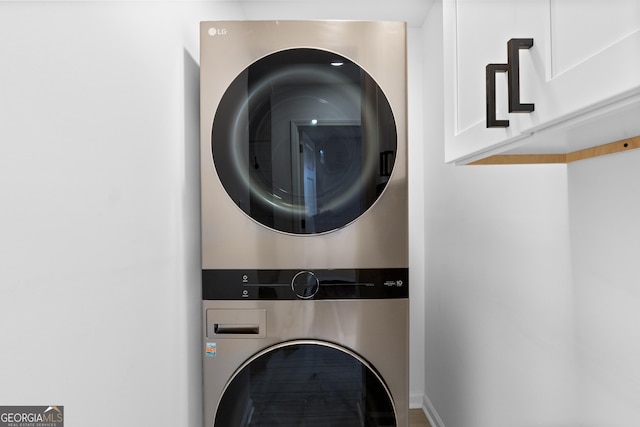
[214,341,397,426]
[212,48,397,234]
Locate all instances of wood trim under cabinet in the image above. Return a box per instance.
[469,135,640,165]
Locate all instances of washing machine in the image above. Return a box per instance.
[200,20,408,426]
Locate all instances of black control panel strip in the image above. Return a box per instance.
[202,268,409,300]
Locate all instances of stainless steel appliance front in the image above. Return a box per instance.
[200,20,409,427]
[202,299,409,427]
[200,20,408,270]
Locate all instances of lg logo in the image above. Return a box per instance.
[208,27,228,36]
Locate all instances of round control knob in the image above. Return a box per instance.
[291,271,319,299]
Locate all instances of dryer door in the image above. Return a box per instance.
[211,48,397,235]
[213,341,397,426]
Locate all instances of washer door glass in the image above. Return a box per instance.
[212,48,397,234]
[214,341,397,426]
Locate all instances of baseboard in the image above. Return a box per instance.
[422,394,445,427]
[410,393,424,409]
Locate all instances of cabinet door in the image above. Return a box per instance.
[444,0,640,164]
[502,0,640,157]
[443,0,548,163]
[541,0,640,118]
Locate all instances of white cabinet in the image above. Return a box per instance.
[444,0,640,165]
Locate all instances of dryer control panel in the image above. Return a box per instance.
[202,268,408,300]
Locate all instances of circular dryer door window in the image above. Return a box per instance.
[212,48,397,234]
[214,341,397,426]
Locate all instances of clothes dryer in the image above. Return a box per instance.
[200,20,409,427]
[200,20,407,270]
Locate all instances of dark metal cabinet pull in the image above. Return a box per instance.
[507,38,535,113]
[485,38,534,128]
[486,63,510,128]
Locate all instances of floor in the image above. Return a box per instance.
[409,408,432,427]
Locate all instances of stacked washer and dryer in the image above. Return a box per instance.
[200,21,409,427]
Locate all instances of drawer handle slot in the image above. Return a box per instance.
[214,324,260,334]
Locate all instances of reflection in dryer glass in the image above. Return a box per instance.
[212,48,397,234]
[214,343,396,426]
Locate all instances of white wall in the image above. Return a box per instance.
[408,26,427,408]
[569,151,640,427]
[423,2,640,426]
[0,2,428,425]
[0,2,237,427]
[421,3,577,426]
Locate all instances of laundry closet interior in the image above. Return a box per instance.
[1,2,639,427]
